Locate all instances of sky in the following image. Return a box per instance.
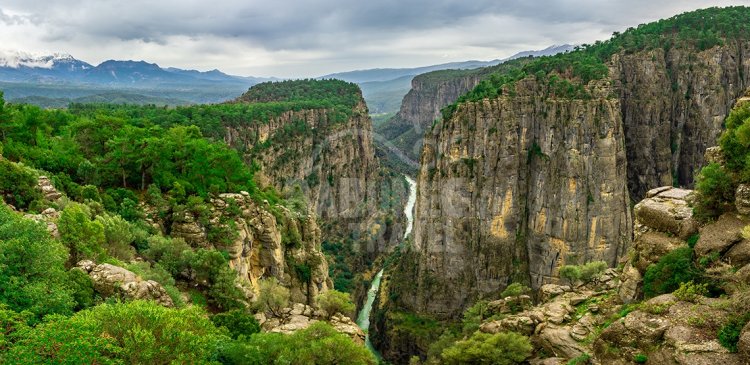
[1,0,749,78]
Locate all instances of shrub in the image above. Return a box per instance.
[4,301,227,364]
[501,282,530,298]
[567,353,591,365]
[441,331,532,365]
[633,353,648,363]
[96,213,135,261]
[462,300,490,334]
[579,261,608,282]
[211,309,260,339]
[256,277,290,318]
[0,160,42,210]
[718,312,750,352]
[643,247,702,298]
[58,202,106,263]
[316,290,355,319]
[559,265,581,284]
[694,163,735,220]
[673,280,709,302]
[0,206,74,319]
[66,268,96,311]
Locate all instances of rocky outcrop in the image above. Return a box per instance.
[77,260,174,307]
[227,84,406,262]
[148,192,332,304]
[255,302,366,343]
[36,175,62,202]
[23,207,60,238]
[388,40,750,320]
[393,77,632,318]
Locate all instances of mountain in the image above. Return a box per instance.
[373,6,750,363]
[0,51,279,105]
[325,44,576,115]
[321,44,576,84]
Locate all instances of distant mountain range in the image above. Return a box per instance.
[321,44,576,84]
[333,44,576,114]
[0,45,575,109]
[0,51,276,87]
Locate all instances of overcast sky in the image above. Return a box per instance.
[1,0,749,78]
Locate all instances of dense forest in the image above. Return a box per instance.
[0,82,376,363]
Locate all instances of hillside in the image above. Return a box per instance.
[374,6,750,363]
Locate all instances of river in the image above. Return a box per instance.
[356,175,417,358]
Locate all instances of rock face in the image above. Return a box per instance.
[389,41,750,319]
[77,260,174,307]
[148,192,332,304]
[396,77,632,318]
[226,86,405,261]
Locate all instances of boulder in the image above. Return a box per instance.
[704,146,725,165]
[540,284,571,302]
[694,213,747,257]
[538,324,587,358]
[480,316,535,336]
[257,303,366,344]
[632,231,685,272]
[618,263,641,303]
[737,184,750,215]
[77,260,174,307]
[634,187,698,239]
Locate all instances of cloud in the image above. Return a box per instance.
[0,0,748,77]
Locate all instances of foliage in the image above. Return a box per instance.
[67,268,96,311]
[256,277,290,318]
[96,213,135,261]
[0,159,42,210]
[58,202,106,263]
[633,353,648,364]
[211,309,260,339]
[441,331,532,365]
[717,312,750,352]
[559,261,608,285]
[322,240,355,292]
[442,7,750,121]
[694,163,735,220]
[218,321,376,365]
[315,290,355,319]
[4,300,228,364]
[567,353,592,365]
[643,247,702,297]
[501,282,530,298]
[462,300,490,334]
[673,280,709,302]
[0,205,74,319]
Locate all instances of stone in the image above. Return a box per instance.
[480,316,536,336]
[541,284,571,302]
[736,184,750,215]
[694,213,747,257]
[543,302,574,325]
[704,146,724,165]
[538,324,587,358]
[632,231,686,272]
[77,260,174,307]
[634,187,698,239]
[618,263,642,303]
[36,176,62,201]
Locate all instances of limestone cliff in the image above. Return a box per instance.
[388,41,750,319]
[226,80,406,263]
[147,192,332,304]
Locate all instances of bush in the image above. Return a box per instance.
[211,309,260,339]
[694,163,735,220]
[316,290,355,319]
[96,213,135,261]
[66,268,96,311]
[441,331,532,365]
[501,282,530,298]
[567,353,591,365]
[0,159,42,210]
[462,300,490,334]
[579,261,608,282]
[559,265,581,284]
[0,206,74,319]
[4,301,227,364]
[633,353,648,363]
[643,247,702,298]
[673,280,709,302]
[256,278,290,318]
[58,202,106,263]
[718,313,750,352]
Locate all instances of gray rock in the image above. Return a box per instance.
[736,184,750,215]
[77,260,174,307]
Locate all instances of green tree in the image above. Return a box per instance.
[0,206,74,319]
[5,300,228,365]
[643,247,703,297]
[96,213,135,261]
[211,309,260,339]
[315,290,355,319]
[441,331,532,365]
[501,282,530,298]
[58,202,106,263]
[256,277,290,318]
